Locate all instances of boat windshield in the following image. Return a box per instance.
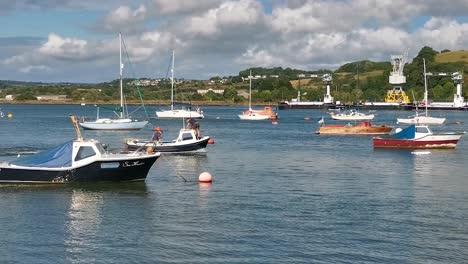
[94,143,106,154]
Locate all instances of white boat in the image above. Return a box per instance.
[126,128,210,153]
[397,59,446,125]
[156,50,204,119]
[238,71,278,120]
[79,33,148,130]
[330,109,374,121]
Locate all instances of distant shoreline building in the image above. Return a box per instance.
[35,95,68,101]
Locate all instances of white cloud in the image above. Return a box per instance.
[152,0,223,15]
[19,65,52,73]
[416,18,468,51]
[39,33,89,60]
[182,0,264,37]
[3,0,468,82]
[101,5,148,34]
[236,46,286,68]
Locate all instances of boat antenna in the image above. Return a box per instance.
[119,32,124,119]
[423,58,428,118]
[249,70,252,111]
[171,50,175,111]
[69,115,83,141]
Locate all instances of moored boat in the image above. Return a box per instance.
[126,128,210,153]
[239,70,278,120]
[0,116,160,183]
[79,33,148,130]
[239,106,278,120]
[396,59,446,125]
[316,121,392,135]
[331,109,375,121]
[373,124,464,149]
[156,51,204,119]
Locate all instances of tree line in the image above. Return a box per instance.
[1,46,466,104]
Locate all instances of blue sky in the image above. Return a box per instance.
[1,0,468,83]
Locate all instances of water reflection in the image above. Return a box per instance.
[198,182,212,207]
[160,153,209,182]
[64,183,149,263]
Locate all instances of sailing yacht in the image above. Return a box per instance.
[79,33,148,130]
[397,59,446,125]
[155,51,204,119]
[238,71,278,120]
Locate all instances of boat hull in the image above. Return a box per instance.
[331,114,375,121]
[126,137,210,153]
[156,110,204,119]
[0,156,159,183]
[317,125,392,135]
[238,114,274,120]
[373,134,463,149]
[397,116,446,125]
[79,120,148,130]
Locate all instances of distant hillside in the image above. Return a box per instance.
[335,60,391,73]
[435,50,468,63]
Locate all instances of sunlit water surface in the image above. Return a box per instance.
[0,105,467,263]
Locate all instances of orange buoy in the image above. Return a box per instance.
[146,146,154,153]
[199,172,212,183]
[304,117,311,120]
[208,138,215,144]
[272,121,278,125]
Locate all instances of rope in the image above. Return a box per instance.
[121,35,149,118]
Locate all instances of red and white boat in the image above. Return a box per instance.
[238,70,278,120]
[239,106,278,120]
[373,125,464,149]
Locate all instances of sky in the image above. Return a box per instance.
[1,0,468,83]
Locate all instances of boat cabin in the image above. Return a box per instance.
[175,129,199,142]
[11,139,107,169]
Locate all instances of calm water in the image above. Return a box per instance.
[0,104,467,263]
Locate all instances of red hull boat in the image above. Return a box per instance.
[373,125,464,149]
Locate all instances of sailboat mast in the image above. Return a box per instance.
[423,58,428,116]
[249,70,252,110]
[171,50,175,111]
[119,33,124,119]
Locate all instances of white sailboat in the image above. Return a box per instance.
[238,71,278,120]
[155,50,204,119]
[397,59,446,125]
[79,33,148,130]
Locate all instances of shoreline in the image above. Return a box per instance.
[0,100,276,107]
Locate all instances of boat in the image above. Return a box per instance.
[238,71,278,120]
[397,59,446,125]
[125,128,210,153]
[0,115,160,183]
[373,124,464,149]
[156,50,204,119]
[79,33,148,130]
[330,109,375,121]
[316,121,392,135]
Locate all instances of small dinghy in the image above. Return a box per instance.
[0,115,160,183]
[125,128,210,153]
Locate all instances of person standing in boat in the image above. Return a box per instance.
[152,127,163,143]
[186,118,201,139]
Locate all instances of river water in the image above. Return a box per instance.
[0,104,467,263]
